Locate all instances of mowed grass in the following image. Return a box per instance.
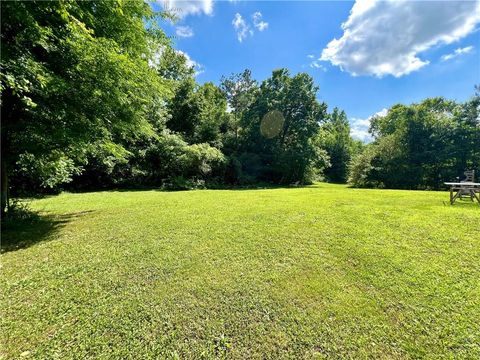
[1,184,479,359]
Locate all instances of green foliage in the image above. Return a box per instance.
[1,0,171,208]
[220,70,258,116]
[192,83,229,146]
[348,144,379,188]
[65,141,133,190]
[167,81,229,146]
[240,69,328,184]
[156,46,195,81]
[350,94,480,189]
[181,143,226,178]
[0,0,339,197]
[16,151,82,189]
[166,78,198,138]
[144,132,192,183]
[0,198,40,226]
[220,69,259,152]
[141,132,226,188]
[319,108,354,183]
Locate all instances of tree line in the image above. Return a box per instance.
[1,1,479,215]
[349,95,480,189]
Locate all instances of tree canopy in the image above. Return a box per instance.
[349,95,480,189]
[1,0,171,213]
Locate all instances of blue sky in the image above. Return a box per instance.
[156,0,480,141]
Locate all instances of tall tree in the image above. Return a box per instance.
[192,83,229,147]
[1,0,170,214]
[320,108,353,183]
[219,69,258,151]
[241,69,328,183]
[167,81,229,147]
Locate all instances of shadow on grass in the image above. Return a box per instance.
[1,210,94,253]
[442,199,480,208]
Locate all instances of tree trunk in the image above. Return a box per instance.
[1,88,11,219]
[1,156,8,218]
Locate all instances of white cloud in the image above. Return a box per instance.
[441,46,474,61]
[232,11,269,42]
[310,60,326,72]
[232,13,253,42]
[350,127,372,143]
[321,0,480,77]
[176,50,205,76]
[176,26,194,38]
[350,108,388,142]
[163,0,213,18]
[375,108,388,118]
[308,55,326,71]
[252,11,269,31]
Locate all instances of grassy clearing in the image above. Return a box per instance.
[1,184,479,359]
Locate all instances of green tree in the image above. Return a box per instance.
[220,69,258,151]
[157,47,195,82]
[320,108,353,183]
[166,78,198,139]
[1,0,170,214]
[192,83,229,147]
[241,69,328,183]
[350,94,480,189]
[167,81,229,146]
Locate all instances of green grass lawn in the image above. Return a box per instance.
[1,184,479,359]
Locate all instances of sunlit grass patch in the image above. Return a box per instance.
[1,184,479,358]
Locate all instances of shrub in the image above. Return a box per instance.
[348,145,378,188]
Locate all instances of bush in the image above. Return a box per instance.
[348,145,379,188]
[144,132,191,184]
[12,151,82,195]
[181,143,226,179]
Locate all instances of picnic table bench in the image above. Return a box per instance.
[444,182,480,205]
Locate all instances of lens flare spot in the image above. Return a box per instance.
[260,110,285,138]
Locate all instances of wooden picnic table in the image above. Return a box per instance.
[444,182,480,205]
